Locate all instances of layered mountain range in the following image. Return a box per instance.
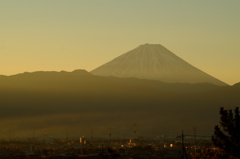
[0,70,239,137]
[0,44,238,137]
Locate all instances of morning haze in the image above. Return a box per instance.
[0,1,240,158]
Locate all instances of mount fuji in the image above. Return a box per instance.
[91,44,227,86]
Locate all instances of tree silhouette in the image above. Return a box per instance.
[212,107,240,158]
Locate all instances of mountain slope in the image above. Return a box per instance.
[91,44,227,86]
[0,70,238,136]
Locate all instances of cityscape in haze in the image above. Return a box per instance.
[0,1,240,158]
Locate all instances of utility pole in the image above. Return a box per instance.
[181,131,188,159]
[178,129,211,159]
[109,133,111,145]
[194,127,196,154]
[133,122,137,138]
[65,128,69,142]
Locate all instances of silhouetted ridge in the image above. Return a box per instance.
[233,82,240,87]
[91,44,227,86]
[9,69,90,78]
[0,68,239,137]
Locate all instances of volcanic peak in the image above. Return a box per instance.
[91,44,227,86]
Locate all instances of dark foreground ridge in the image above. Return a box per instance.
[0,70,239,137]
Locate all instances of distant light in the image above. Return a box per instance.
[80,137,82,144]
[170,144,173,148]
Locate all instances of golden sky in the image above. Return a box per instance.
[0,0,239,85]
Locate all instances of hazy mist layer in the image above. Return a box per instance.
[0,70,239,138]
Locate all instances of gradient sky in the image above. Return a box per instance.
[0,0,239,85]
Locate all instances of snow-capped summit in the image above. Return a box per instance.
[91,44,227,86]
